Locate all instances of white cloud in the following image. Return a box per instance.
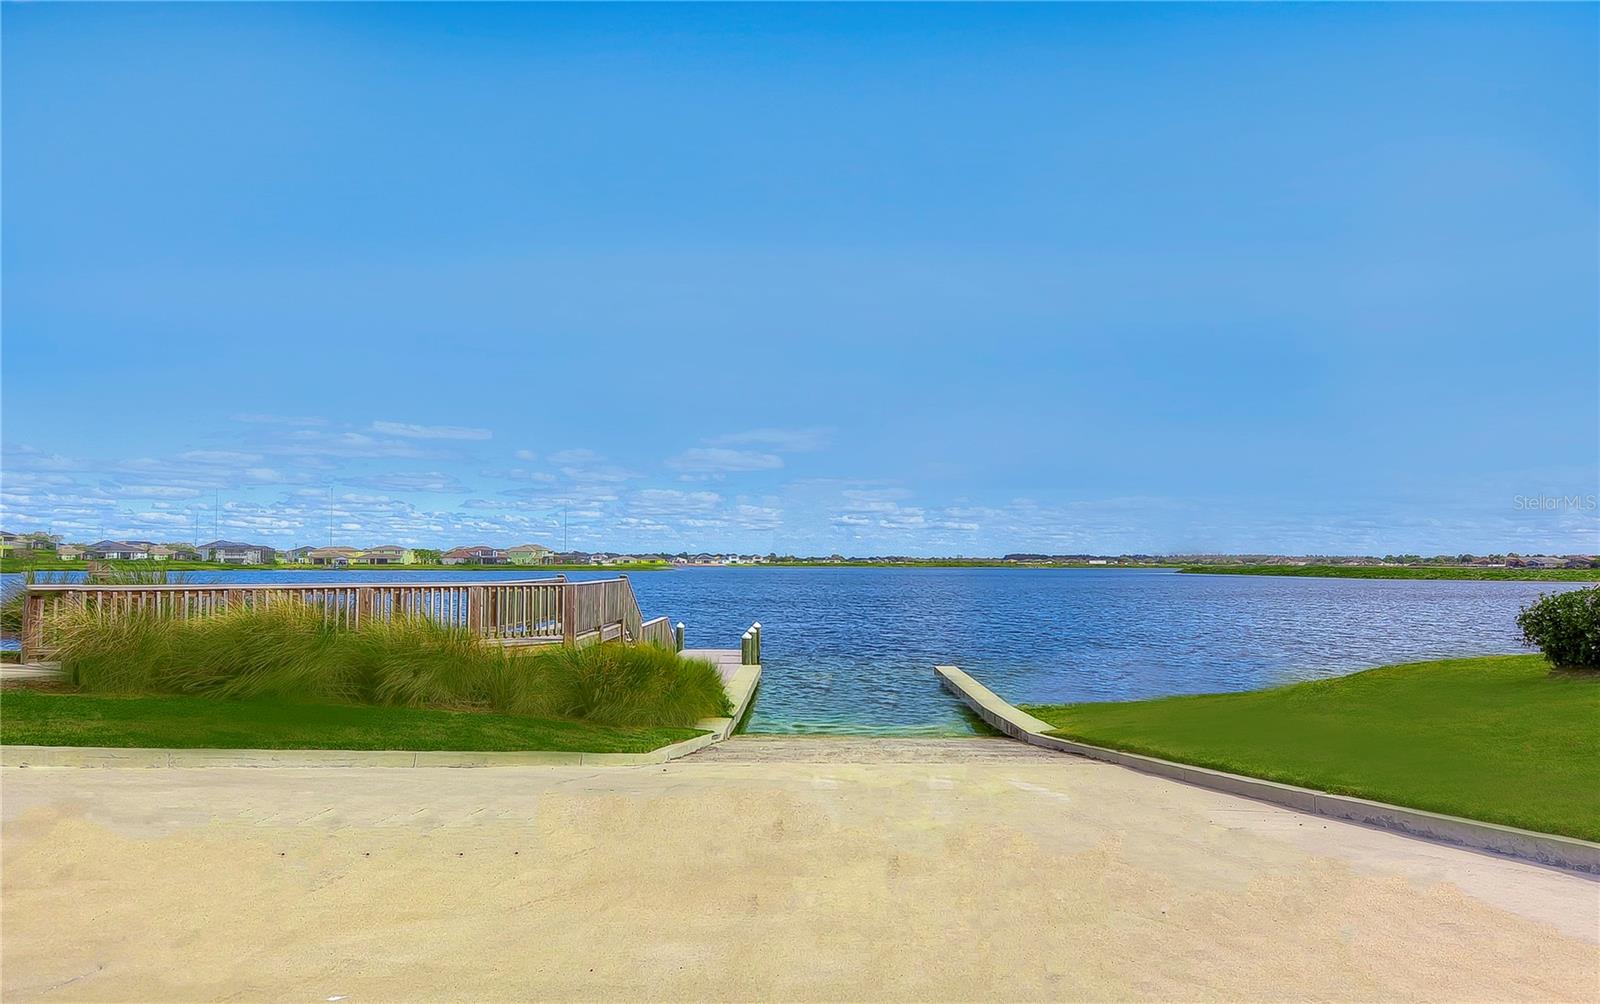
[231,413,327,427]
[276,430,426,460]
[372,421,492,441]
[631,489,723,517]
[0,471,77,490]
[547,448,602,465]
[667,448,783,474]
[707,427,831,452]
[118,485,204,499]
[179,450,264,465]
[345,472,468,493]
[491,467,558,484]
[514,449,538,461]
[546,448,638,484]
[3,445,82,471]
[733,503,783,530]
[130,511,191,526]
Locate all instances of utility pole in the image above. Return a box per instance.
[547,505,569,554]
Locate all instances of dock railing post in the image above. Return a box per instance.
[674,621,685,652]
[740,622,762,666]
[21,592,43,665]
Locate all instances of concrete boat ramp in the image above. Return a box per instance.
[5,733,1597,1002]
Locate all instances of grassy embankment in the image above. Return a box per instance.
[1,602,729,754]
[1179,563,1600,581]
[1022,654,1600,841]
[0,692,699,753]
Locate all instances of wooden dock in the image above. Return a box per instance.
[19,575,680,662]
[682,648,747,685]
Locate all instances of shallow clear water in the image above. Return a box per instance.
[3,567,1579,733]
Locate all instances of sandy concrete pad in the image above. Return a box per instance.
[4,738,1597,1002]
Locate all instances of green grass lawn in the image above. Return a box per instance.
[1022,654,1600,841]
[0,690,704,754]
[1179,563,1600,581]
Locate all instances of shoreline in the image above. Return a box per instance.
[5,560,1594,581]
[1177,563,1599,581]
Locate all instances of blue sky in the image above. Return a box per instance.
[3,3,1596,555]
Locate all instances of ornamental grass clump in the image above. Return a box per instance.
[529,642,732,727]
[49,601,729,728]
[0,577,27,636]
[54,601,350,698]
[1517,586,1600,672]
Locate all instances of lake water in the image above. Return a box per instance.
[5,566,1578,734]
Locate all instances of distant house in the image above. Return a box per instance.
[198,540,277,564]
[360,545,413,565]
[284,546,317,564]
[0,531,60,556]
[146,545,198,561]
[441,546,507,565]
[306,546,363,567]
[507,543,554,565]
[84,540,148,560]
[56,544,86,561]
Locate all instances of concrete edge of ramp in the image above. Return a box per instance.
[0,664,761,770]
[934,663,1600,876]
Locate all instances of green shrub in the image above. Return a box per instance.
[1517,587,1600,671]
[49,602,729,728]
[530,642,732,727]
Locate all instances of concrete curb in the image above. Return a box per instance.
[935,664,1600,875]
[710,665,762,742]
[0,664,762,771]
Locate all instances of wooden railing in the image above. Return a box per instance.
[639,616,675,648]
[19,575,681,662]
